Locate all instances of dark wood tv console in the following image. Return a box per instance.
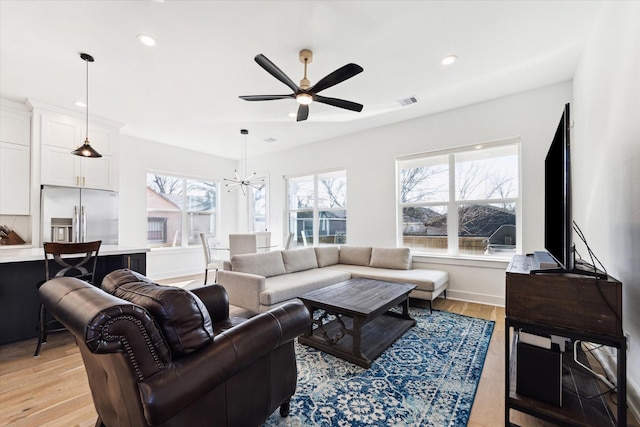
[505,254,626,426]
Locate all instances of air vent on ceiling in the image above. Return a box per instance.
[263,137,277,143]
[397,96,418,107]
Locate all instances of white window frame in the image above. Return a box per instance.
[146,172,220,248]
[397,138,521,259]
[286,168,347,247]
[248,173,269,233]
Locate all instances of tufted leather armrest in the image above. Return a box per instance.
[39,277,171,380]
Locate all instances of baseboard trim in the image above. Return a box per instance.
[445,289,505,307]
[592,345,640,422]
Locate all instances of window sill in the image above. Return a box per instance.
[411,252,512,269]
[149,246,200,253]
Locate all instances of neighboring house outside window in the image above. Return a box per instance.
[397,140,519,258]
[287,169,347,247]
[146,173,219,247]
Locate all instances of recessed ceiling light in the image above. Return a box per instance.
[441,55,458,66]
[74,101,86,107]
[137,34,156,46]
[288,112,296,118]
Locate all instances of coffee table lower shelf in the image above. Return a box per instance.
[298,312,414,368]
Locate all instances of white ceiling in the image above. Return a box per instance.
[0,1,604,160]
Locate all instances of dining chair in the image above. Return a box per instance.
[35,240,102,356]
[229,234,258,256]
[255,231,272,252]
[200,233,226,284]
[284,232,295,250]
[301,230,309,247]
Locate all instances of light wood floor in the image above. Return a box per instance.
[1,275,636,427]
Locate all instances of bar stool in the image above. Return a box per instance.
[34,240,101,356]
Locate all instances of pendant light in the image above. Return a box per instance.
[224,129,264,195]
[71,53,102,158]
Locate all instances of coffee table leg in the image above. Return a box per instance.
[352,316,365,360]
[401,298,410,318]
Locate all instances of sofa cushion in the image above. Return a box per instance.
[260,269,351,306]
[326,264,448,292]
[110,282,214,357]
[231,251,286,278]
[339,246,372,266]
[369,247,411,270]
[315,246,340,267]
[282,248,318,273]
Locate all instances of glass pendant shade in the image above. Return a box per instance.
[72,53,102,158]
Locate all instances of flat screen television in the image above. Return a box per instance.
[544,103,574,272]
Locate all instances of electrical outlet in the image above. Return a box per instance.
[624,331,630,351]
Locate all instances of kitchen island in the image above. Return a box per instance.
[0,245,149,345]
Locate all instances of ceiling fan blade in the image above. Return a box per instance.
[297,104,309,122]
[239,94,294,101]
[309,63,364,94]
[254,54,299,93]
[314,95,363,112]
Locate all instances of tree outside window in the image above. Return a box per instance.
[398,141,519,257]
[147,173,218,247]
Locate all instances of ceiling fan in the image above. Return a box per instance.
[239,49,364,122]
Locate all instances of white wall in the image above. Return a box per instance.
[255,81,572,305]
[118,135,239,279]
[572,1,640,415]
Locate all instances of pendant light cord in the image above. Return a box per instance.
[85,57,89,141]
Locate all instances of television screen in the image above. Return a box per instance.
[544,103,573,271]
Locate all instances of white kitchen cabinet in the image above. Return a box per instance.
[39,110,119,191]
[0,103,30,215]
[41,145,117,190]
[0,142,30,214]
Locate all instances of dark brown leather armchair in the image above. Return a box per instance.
[38,269,310,427]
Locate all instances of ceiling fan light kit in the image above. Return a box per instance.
[239,49,364,122]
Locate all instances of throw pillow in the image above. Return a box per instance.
[282,248,318,273]
[369,247,412,270]
[315,246,340,267]
[230,251,286,277]
[339,246,372,266]
[110,281,214,357]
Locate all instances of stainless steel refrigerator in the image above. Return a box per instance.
[41,185,119,244]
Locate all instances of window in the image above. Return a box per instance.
[249,177,268,232]
[398,141,519,257]
[287,170,347,247]
[146,173,219,247]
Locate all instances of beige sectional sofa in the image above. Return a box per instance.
[216,246,449,314]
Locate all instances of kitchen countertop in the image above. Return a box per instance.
[0,245,150,263]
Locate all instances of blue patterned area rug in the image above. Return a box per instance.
[263,308,494,427]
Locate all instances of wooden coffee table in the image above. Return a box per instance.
[298,277,416,368]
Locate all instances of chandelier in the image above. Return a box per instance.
[224,129,264,195]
